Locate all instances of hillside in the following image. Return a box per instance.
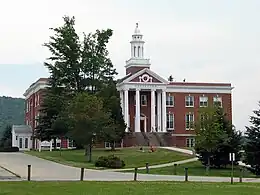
[0,96,25,136]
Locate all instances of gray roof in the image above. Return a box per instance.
[12,125,32,134]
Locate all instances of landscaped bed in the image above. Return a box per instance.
[26,147,192,169]
[130,160,256,178]
[1,181,260,195]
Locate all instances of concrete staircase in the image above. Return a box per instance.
[154,132,169,146]
[146,132,161,146]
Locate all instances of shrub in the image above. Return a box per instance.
[0,147,19,152]
[95,155,125,169]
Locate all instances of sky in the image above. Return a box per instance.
[0,0,259,132]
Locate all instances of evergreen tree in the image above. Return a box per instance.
[0,125,12,148]
[244,101,260,175]
[97,80,126,150]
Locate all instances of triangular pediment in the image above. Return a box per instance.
[121,68,168,84]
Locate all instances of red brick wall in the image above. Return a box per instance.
[126,66,148,75]
[127,91,232,143]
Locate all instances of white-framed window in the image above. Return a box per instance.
[37,94,40,105]
[35,95,37,107]
[166,95,174,107]
[68,139,75,148]
[199,96,208,107]
[141,95,147,106]
[166,113,174,130]
[185,96,194,107]
[213,96,222,107]
[186,138,195,148]
[134,94,147,106]
[185,113,194,130]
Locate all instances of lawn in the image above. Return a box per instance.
[1,181,260,195]
[133,161,256,178]
[26,147,192,169]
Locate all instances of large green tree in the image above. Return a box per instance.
[37,15,118,144]
[66,92,112,161]
[244,101,260,175]
[195,106,241,172]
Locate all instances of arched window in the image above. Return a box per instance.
[134,46,136,57]
[138,46,140,57]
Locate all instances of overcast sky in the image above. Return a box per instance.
[0,0,259,132]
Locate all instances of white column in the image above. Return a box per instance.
[162,90,167,132]
[50,140,53,151]
[151,89,156,132]
[124,90,129,132]
[135,89,140,132]
[157,91,162,132]
[120,91,124,116]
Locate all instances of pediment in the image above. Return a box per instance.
[122,68,168,84]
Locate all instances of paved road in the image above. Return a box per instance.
[0,152,260,182]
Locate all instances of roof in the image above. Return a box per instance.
[12,125,32,134]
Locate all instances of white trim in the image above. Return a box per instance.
[171,134,196,137]
[167,85,233,94]
[23,80,48,99]
[122,68,169,84]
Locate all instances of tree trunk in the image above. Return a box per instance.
[53,138,57,150]
[85,144,92,162]
[111,142,115,151]
[206,153,210,176]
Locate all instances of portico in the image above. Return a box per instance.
[117,23,168,133]
[119,86,167,133]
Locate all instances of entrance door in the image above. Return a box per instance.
[140,119,145,132]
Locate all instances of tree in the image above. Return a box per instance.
[0,125,12,148]
[244,102,260,175]
[66,92,112,162]
[37,16,118,145]
[97,80,126,150]
[195,106,241,172]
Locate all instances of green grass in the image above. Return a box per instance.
[131,161,256,178]
[1,181,260,195]
[26,147,191,169]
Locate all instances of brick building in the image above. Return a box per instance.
[23,78,74,149]
[23,23,233,149]
[117,23,233,147]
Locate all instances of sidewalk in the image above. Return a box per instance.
[105,157,198,172]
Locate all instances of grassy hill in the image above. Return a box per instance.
[0,96,25,136]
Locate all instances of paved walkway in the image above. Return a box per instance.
[160,147,194,155]
[106,157,198,172]
[0,152,259,182]
[0,166,20,180]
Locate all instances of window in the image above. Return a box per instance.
[166,113,174,129]
[141,95,147,106]
[186,138,195,148]
[105,142,111,148]
[69,139,75,148]
[185,113,194,130]
[19,138,23,148]
[138,46,140,57]
[35,95,37,107]
[199,96,208,107]
[213,96,222,107]
[37,94,40,105]
[25,138,28,148]
[166,95,174,106]
[134,46,136,57]
[16,136,18,140]
[185,96,194,107]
